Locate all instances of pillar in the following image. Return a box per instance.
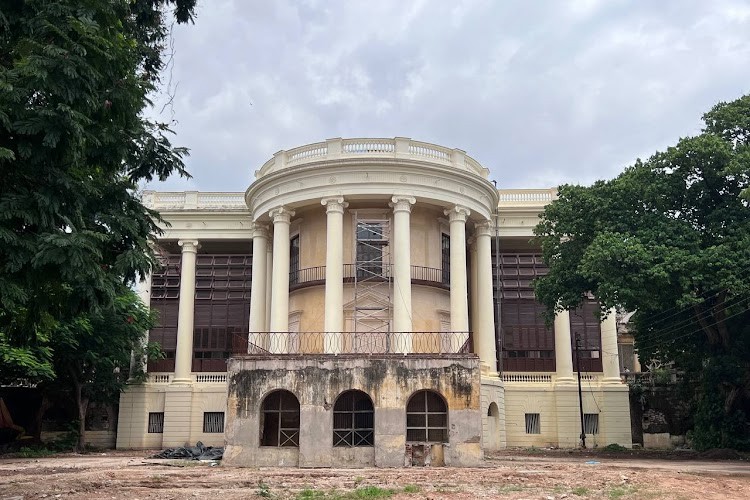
[391,196,416,353]
[249,224,268,350]
[469,240,478,340]
[173,239,198,383]
[322,197,348,352]
[475,221,498,374]
[265,238,273,332]
[445,205,470,351]
[601,308,622,383]
[554,310,575,384]
[269,207,295,353]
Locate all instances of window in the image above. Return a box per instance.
[203,412,225,433]
[525,413,540,434]
[289,235,300,285]
[570,301,603,372]
[406,390,448,443]
[333,390,374,447]
[441,233,450,284]
[584,413,599,435]
[494,253,556,372]
[148,412,164,433]
[260,390,300,447]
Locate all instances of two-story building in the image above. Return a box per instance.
[116,138,631,466]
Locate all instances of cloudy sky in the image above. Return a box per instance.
[147,0,750,193]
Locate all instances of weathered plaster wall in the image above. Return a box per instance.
[116,383,226,449]
[223,355,483,467]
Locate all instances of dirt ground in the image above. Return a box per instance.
[1,450,749,500]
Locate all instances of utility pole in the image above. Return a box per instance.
[575,333,586,449]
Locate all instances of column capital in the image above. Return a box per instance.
[390,195,416,214]
[321,197,349,214]
[269,206,295,224]
[251,223,269,239]
[475,220,494,238]
[177,240,200,253]
[445,205,471,223]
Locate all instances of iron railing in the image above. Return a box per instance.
[232,331,472,356]
[289,265,448,290]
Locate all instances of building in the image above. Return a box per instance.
[116,137,632,466]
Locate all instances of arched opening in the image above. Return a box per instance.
[333,390,374,447]
[260,390,300,447]
[488,402,499,417]
[406,390,448,443]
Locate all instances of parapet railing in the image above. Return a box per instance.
[289,264,449,290]
[231,331,472,356]
[497,188,557,205]
[257,137,490,178]
[142,191,248,211]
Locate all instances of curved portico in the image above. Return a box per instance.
[244,137,499,372]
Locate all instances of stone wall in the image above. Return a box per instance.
[224,355,483,467]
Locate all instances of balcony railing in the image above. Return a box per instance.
[257,137,490,179]
[289,265,449,291]
[231,331,472,356]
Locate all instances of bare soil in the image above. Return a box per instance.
[1,449,749,499]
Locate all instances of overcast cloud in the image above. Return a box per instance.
[146,0,750,192]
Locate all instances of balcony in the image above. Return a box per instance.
[231,331,472,356]
[289,265,449,291]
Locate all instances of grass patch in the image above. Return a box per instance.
[12,446,57,458]
[402,485,420,493]
[603,443,629,452]
[609,485,640,499]
[294,487,395,500]
[257,480,273,498]
[572,486,590,496]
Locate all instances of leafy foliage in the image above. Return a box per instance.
[0,0,196,383]
[534,95,750,448]
[41,286,156,451]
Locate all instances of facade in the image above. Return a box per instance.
[117,137,632,466]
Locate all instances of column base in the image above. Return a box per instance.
[554,375,577,386]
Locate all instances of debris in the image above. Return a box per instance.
[585,460,600,465]
[150,441,223,461]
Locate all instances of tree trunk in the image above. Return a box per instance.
[32,396,53,441]
[73,381,89,453]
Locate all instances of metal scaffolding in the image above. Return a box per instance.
[353,218,392,351]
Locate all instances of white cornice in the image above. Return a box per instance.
[246,158,499,223]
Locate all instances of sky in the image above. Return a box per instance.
[146,0,750,193]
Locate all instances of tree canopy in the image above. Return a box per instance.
[0,0,196,383]
[534,95,750,449]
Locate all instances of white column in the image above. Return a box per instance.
[265,240,273,332]
[249,224,269,343]
[475,221,498,374]
[469,239,478,347]
[173,239,199,383]
[391,196,416,353]
[445,206,470,351]
[601,308,622,383]
[269,207,295,353]
[554,310,575,384]
[322,197,348,353]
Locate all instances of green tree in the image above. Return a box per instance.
[534,95,750,449]
[0,0,196,383]
[41,286,156,451]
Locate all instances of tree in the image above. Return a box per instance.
[40,286,155,451]
[0,0,196,383]
[534,95,750,449]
